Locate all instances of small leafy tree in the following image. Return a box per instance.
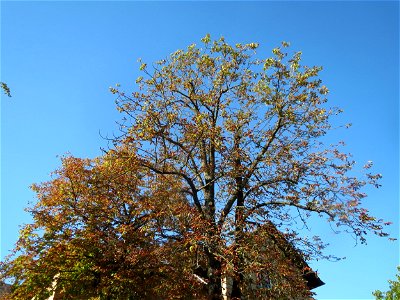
[373,267,400,300]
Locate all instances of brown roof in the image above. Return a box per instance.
[0,282,11,297]
[263,221,324,290]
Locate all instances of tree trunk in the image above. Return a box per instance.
[207,251,223,300]
[230,272,243,299]
[231,160,245,299]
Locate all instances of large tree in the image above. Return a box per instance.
[1,36,391,300]
[111,35,390,299]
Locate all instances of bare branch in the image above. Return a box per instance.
[246,201,335,220]
[140,162,203,214]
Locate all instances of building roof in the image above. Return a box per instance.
[0,282,11,297]
[263,221,324,290]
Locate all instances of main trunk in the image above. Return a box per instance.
[206,251,223,300]
[231,156,245,299]
[203,159,222,299]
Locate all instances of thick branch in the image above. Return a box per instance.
[141,163,203,214]
[218,194,237,227]
[243,117,283,185]
[161,134,204,186]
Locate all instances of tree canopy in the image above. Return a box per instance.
[1,150,209,299]
[1,35,391,300]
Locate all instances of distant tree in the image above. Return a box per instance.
[373,267,400,300]
[110,35,391,299]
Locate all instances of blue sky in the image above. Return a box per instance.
[1,1,398,299]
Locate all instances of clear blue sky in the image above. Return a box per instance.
[1,1,398,299]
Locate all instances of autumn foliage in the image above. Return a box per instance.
[1,151,207,299]
[1,36,391,299]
